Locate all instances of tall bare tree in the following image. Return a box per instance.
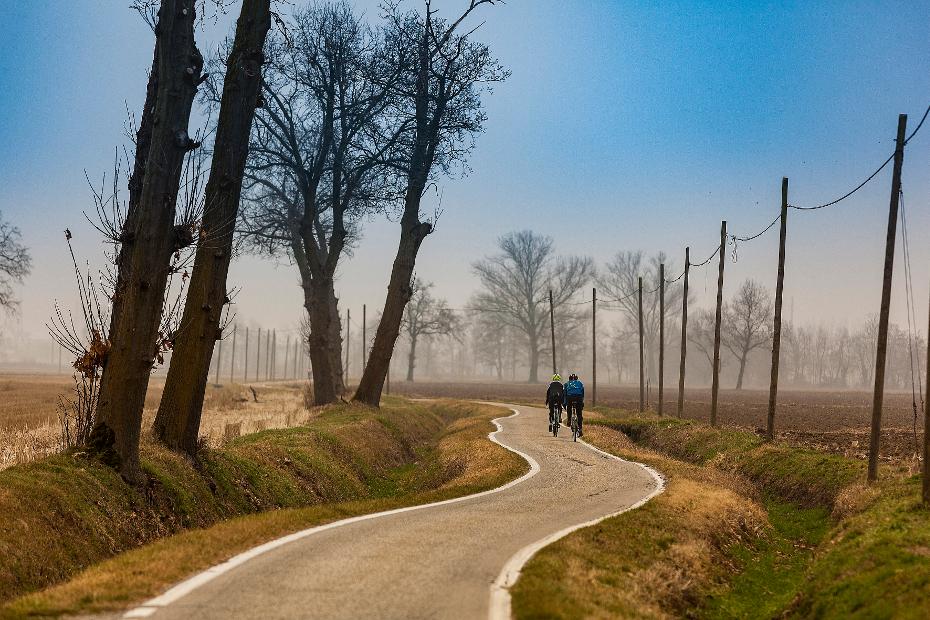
[153,0,271,456]
[0,212,31,312]
[90,0,205,482]
[722,279,773,390]
[599,251,685,384]
[471,231,593,383]
[403,278,456,381]
[238,2,403,404]
[353,0,507,405]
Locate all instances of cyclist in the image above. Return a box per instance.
[545,374,565,432]
[563,373,585,437]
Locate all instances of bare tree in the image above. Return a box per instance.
[403,278,457,381]
[722,279,773,390]
[238,2,403,404]
[688,308,718,379]
[353,0,508,405]
[598,251,685,383]
[0,212,31,312]
[153,0,271,456]
[90,0,206,482]
[470,231,593,383]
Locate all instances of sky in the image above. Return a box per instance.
[1,0,929,361]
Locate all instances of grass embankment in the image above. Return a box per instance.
[0,398,525,618]
[513,408,930,619]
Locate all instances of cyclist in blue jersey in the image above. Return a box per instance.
[563,373,585,437]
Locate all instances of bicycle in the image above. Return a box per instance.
[549,402,562,437]
[566,401,580,442]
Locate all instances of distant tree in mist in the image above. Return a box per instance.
[0,212,31,312]
[598,251,685,384]
[403,279,457,381]
[471,230,593,383]
[722,279,773,390]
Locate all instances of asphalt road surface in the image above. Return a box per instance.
[125,404,663,620]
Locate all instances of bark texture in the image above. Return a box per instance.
[154,0,272,455]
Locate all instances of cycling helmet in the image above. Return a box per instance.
[569,373,578,381]
[552,374,562,382]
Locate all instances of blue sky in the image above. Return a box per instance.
[1,0,929,345]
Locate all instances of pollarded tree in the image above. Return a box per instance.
[353,0,508,405]
[403,278,457,381]
[153,0,272,456]
[722,279,773,390]
[0,212,32,312]
[598,251,685,385]
[91,0,206,482]
[238,2,404,405]
[470,230,593,383]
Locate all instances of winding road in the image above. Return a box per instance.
[124,404,663,620]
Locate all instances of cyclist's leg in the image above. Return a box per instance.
[577,400,584,435]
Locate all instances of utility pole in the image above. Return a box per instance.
[711,220,727,427]
[244,327,249,384]
[255,328,261,382]
[767,178,789,441]
[284,334,290,381]
[345,309,351,382]
[271,330,277,381]
[265,330,271,381]
[658,263,665,416]
[923,284,930,504]
[549,289,557,375]
[638,276,644,412]
[592,287,597,406]
[293,338,299,379]
[230,325,237,385]
[677,248,690,418]
[362,304,367,368]
[215,331,223,386]
[869,113,908,483]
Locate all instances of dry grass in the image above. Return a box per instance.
[0,376,311,470]
[511,425,769,619]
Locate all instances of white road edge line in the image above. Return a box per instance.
[487,429,667,620]
[122,407,539,619]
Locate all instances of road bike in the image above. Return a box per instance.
[567,402,580,442]
[549,402,561,437]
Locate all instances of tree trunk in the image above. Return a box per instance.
[352,194,431,405]
[528,332,540,383]
[736,351,748,390]
[303,279,343,405]
[91,0,203,482]
[407,334,418,382]
[153,0,271,456]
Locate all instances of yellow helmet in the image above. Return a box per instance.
[552,374,562,382]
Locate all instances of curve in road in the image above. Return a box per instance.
[124,404,664,619]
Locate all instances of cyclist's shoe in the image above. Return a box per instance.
[548,423,553,432]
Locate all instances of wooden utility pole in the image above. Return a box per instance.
[678,248,690,418]
[638,276,645,412]
[265,330,271,381]
[230,325,237,385]
[869,114,908,483]
[549,289,557,375]
[362,304,367,368]
[923,284,930,504]
[658,263,665,416]
[767,178,789,441]
[244,327,249,383]
[293,338,299,380]
[215,333,223,386]
[271,330,277,381]
[592,287,597,406]
[711,221,727,427]
[255,328,261,382]
[284,334,291,381]
[345,309,351,382]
